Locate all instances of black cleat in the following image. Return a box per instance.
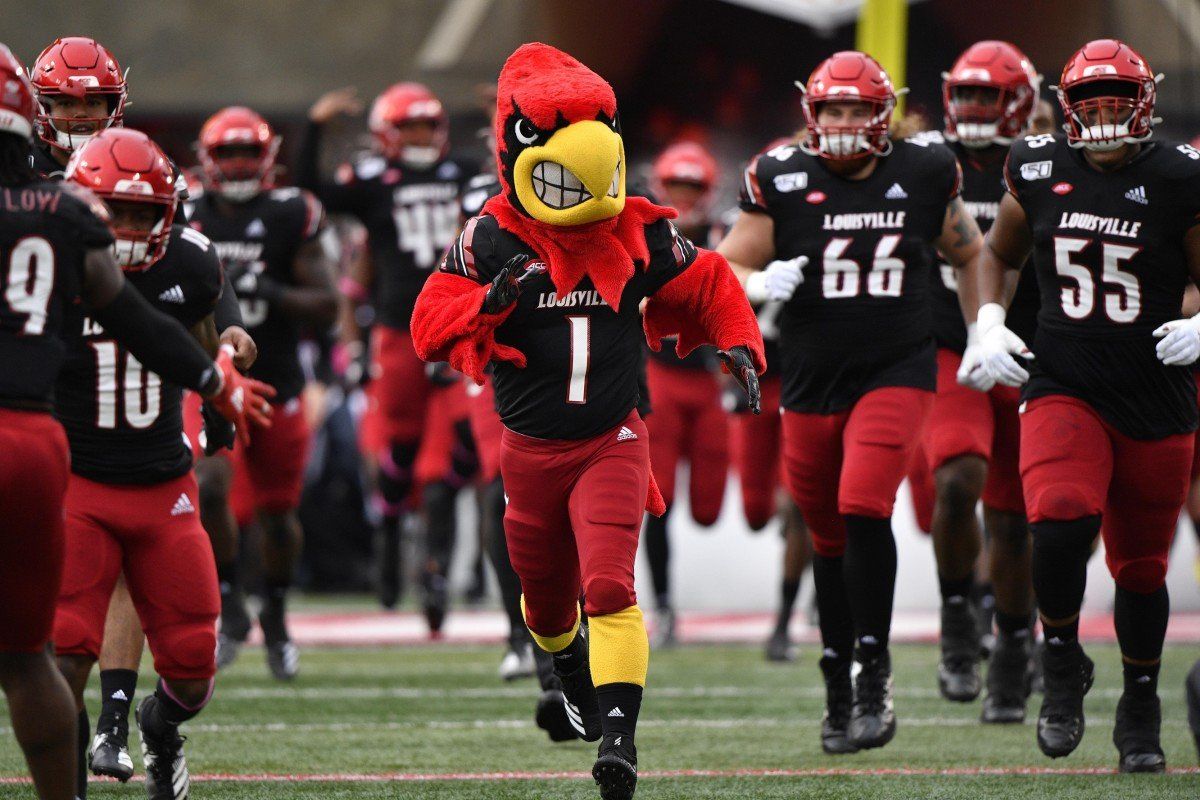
[1187,660,1200,762]
[1113,691,1166,773]
[89,727,135,782]
[849,651,896,750]
[557,657,602,742]
[535,688,581,742]
[260,600,299,681]
[938,599,982,702]
[592,733,637,800]
[819,656,858,754]
[422,571,449,636]
[136,696,189,800]
[981,630,1033,724]
[765,627,798,663]
[1036,644,1094,758]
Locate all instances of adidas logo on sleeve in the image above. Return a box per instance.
[158,285,186,304]
[170,493,195,516]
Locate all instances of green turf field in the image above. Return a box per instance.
[1,641,1197,798]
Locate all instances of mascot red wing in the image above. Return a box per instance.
[411,43,763,800]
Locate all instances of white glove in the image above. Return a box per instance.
[1153,316,1200,366]
[977,302,1034,387]
[955,323,996,392]
[745,256,808,303]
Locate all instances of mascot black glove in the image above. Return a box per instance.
[719,345,761,415]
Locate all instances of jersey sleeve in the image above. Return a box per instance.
[176,226,224,325]
[274,188,327,244]
[1002,134,1057,208]
[921,139,963,204]
[643,218,699,296]
[58,184,116,249]
[439,214,499,286]
[738,153,772,214]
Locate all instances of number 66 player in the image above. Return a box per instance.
[974,39,1200,772]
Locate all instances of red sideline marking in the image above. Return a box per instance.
[4,767,1198,784]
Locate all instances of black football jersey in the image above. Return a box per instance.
[740,138,961,413]
[440,210,696,439]
[460,172,501,220]
[0,181,113,407]
[319,153,475,330]
[925,135,1040,352]
[187,188,325,402]
[1006,134,1200,439]
[56,225,222,484]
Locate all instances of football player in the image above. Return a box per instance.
[641,141,731,648]
[974,39,1200,772]
[297,84,476,622]
[719,51,985,753]
[0,46,260,800]
[412,44,763,799]
[187,106,337,678]
[54,128,274,800]
[915,41,1041,716]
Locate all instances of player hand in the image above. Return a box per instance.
[309,87,362,124]
[198,400,236,456]
[481,254,543,314]
[219,325,258,371]
[745,256,807,303]
[1153,316,1200,366]
[955,323,996,392]
[977,303,1034,387]
[207,345,277,445]
[719,345,761,415]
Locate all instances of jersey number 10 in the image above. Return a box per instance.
[90,342,162,429]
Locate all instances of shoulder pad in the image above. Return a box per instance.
[906,130,946,147]
[177,225,213,253]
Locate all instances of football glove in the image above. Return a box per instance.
[198,400,236,456]
[745,256,807,303]
[207,345,277,445]
[977,302,1034,387]
[955,323,996,392]
[481,254,545,314]
[1153,316,1200,366]
[718,346,761,415]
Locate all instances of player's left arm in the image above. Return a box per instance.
[276,234,339,327]
[190,314,220,357]
[1152,224,1200,366]
[933,196,984,326]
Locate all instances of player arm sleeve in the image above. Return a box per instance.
[643,243,767,375]
[90,281,219,395]
[409,218,526,384]
[738,155,771,214]
[294,121,361,214]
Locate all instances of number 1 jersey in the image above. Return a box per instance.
[740,138,961,413]
[1006,134,1200,439]
[55,225,223,484]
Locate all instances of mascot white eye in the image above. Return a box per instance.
[515,118,539,146]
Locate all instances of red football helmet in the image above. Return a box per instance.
[800,51,899,160]
[30,37,127,154]
[369,82,448,167]
[66,128,178,270]
[943,41,1040,148]
[651,141,719,228]
[0,44,35,140]
[197,106,279,202]
[1056,39,1159,151]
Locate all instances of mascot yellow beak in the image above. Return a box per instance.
[513,120,626,226]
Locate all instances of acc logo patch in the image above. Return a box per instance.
[773,172,808,193]
[805,190,826,204]
[1020,160,1052,181]
[1052,182,1073,195]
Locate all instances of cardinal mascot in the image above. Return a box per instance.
[411,43,764,799]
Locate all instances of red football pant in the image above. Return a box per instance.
[501,412,650,636]
[359,325,432,455]
[922,348,1024,513]
[1191,373,1200,482]
[645,360,728,525]
[467,377,503,484]
[54,473,220,680]
[1021,395,1192,592]
[731,374,783,530]
[906,443,935,535]
[230,396,311,524]
[783,387,933,557]
[0,410,70,652]
[414,380,470,487]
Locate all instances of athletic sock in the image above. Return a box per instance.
[549,628,589,676]
[843,515,897,661]
[76,706,88,799]
[1114,584,1168,697]
[143,679,212,736]
[774,576,801,634]
[938,573,974,605]
[643,506,671,607]
[1031,517,1098,648]
[811,554,854,666]
[596,683,642,741]
[96,669,138,737]
[995,610,1032,637]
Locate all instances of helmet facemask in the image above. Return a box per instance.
[802,96,894,160]
[946,83,1029,148]
[1060,78,1155,151]
[200,141,278,202]
[35,86,124,153]
[104,196,175,271]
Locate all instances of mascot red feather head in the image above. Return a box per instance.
[493,42,625,226]
[483,43,674,311]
